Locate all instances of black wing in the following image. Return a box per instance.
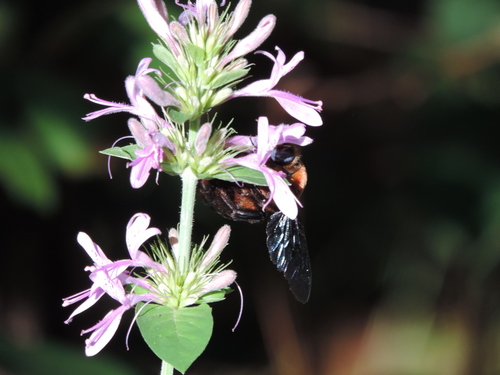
[266,212,312,303]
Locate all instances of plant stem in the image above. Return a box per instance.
[175,117,201,273]
[176,167,198,273]
[188,117,201,146]
[160,360,174,375]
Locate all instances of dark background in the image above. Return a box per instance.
[2,0,500,374]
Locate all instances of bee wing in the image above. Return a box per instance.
[266,212,312,303]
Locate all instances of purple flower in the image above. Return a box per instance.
[230,47,323,126]
[83,58,172,132]
[127,123,174,189]
[83,58,178,189]
[63,213,163,356]
[82,287,158,356]
[62,232,130,324]
[227,117,312,219]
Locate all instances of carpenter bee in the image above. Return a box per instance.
[198,144,311,303]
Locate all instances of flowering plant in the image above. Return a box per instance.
[64,0,322,373]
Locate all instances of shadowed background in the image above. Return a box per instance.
[2,0,500,374]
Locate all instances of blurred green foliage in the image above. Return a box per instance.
[0,336,140,375]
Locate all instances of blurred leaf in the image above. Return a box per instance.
[31,108,94,175]
[0,131,57,213]
[432,0,500,43]
[474,182,500,277]
[414,142,497,188]
[0,2,16,55]
[0,337,140,375]
[355,308,469,375]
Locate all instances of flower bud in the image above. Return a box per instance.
[128,118,150,147]
[170,21,190,44]
[210,87,233,107]
[225,0,251,41]
[200,225,231,269]
[195,123,212,156]
[136,75,180,108]
[200,269,237,293]
[221,14,276,66]
[168,228,179,259]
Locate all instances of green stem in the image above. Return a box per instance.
[160,360,174,375]
[176,167,198,273]
[188,117,201,146]
[175,117,201,273]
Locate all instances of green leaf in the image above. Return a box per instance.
[168,109,193,123]
[186,43,206,66]
[197,289,231,304]
[99,145,138,161]
[136,303,213,374]
[153,44,179,75]
[211,68,249,89]
[210,165,266,185]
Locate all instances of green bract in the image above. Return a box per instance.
[136,303,213,374]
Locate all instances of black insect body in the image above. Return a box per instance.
[198,144,311,303]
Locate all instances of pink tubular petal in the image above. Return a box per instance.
[136,75,179,107]
[200,269,237,293]
[274,94,323,126]
[256,116,270,162]
[90,261,132,282]
[125,213,164,270]
[225,134,255,149]
[229,48,323,126]
[269,174,299,219]
[137,0,181,55]
[170,21,190,43]
[200,225,231,269]
[84,306,126,356]
[126,213,155,245]
[77,232,111,267]
[220,14,276,66]
[91,271,127,302]
[82,291,160,356]
[128,154,156,188]
[224,0,251,40]
[195,123,212,156]
[278,49,304,77]
[271,123,313,146]
[82,94,135,121]
[229,81,265,98]
[168,227,180,259]
[127,144,163,188]
[128,118,151,148]
[135,57,160,77]
[64,287,106,324]
[62,289,91,308]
